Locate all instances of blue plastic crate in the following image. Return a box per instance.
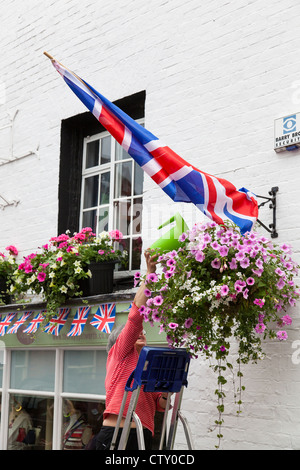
[125,347,190,393]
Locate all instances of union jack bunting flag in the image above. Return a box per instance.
[50,58,258,234]
[67,306,91,337]
[44,307,70,336]
[90,303,116,334]
[0,313,16,336]
[6,311,33,334]
[23,311,46,334]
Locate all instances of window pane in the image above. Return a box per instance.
[10,351,55,392]
[100,136,111,164]
[132,237,143,270]
[131,197,143,234]
[98,207,109,232]
[99,172,110,205]
[7,394,53,450]
[86,140,99,169]
[82,210,97,233]
[115,142,130,161]
[115,238,130,271]
[134,162,144,195]
[114,161,132,197]
[63,350,107,395]
[62,398,104,450]
[114,199,131,236]
[83,175,99,209]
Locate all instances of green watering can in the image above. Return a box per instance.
[149,213,189,253]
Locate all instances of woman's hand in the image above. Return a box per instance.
[133,250,158,308]
[144,250,158,274]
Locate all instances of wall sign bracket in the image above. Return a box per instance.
[256,186,278,238]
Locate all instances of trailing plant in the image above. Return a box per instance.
[12,227,124,319]
[0,245,19,304]
[135,220,300,446]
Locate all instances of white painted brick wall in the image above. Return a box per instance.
[0,0,300,450]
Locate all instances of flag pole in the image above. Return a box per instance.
[43,51,98,98]
[43,51,54,61]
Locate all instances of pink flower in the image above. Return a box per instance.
[240,258,250,268]
[276,330,288,341]
[220,345,226,352]
[243,288,249,299]
[109,230,123,240]
[37,272,46,282]
[220,285,229,296]
[210,241,220,250]
[254,298,265,308]
[147,272,158,283]
[153,295,163,306]
[166,258,176,267]
[276,278,285,290]
[184,317,193,328]
[168,322,179,330]
[218,246,229,257]
[195,251,205,262]
[144,288,152,297]
[98,250,105,255]
[229,258,237,269]
[280,314,292,326]
[255,323,266,334]
[246,277,255,285]
[211,258,221,269]
[5,245,18,256]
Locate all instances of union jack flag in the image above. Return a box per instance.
[67,306,91,337]
[44,307,70,335]
[23,311,46,334]
[0,313,16,336]
[49,58,258,234]
[7,311,33,334]
[90,303,116,334]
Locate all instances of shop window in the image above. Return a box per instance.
[62,398,104,450]
[10,350,55,392]
[7,394,54,450]
[63,350,107,395]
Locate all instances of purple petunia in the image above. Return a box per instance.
[153,295,163,306]
[184,317,193,328]
[211,258,221,269]
[220,285,229,296]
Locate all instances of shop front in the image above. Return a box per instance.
[0,292,166,450]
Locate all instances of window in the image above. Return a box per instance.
[80,125,144,271]
[1,348,107,450]
[58,91,146,273]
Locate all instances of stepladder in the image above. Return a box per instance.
[110,346,194,451]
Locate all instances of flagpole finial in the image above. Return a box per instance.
[43,51,54,61]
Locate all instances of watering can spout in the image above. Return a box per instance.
[149,212,189,253]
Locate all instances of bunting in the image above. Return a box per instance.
[90,303,116,334]
[67,306,91,337]
[0,303,131,337]
[23,311,46,334]
[44,307,70,336]
[6,311,33,334]
[0,313,17,336]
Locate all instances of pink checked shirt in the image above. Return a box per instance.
[104,303,164,435]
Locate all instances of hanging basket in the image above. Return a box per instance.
[0,277,12,305]
[80,261,116,296]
